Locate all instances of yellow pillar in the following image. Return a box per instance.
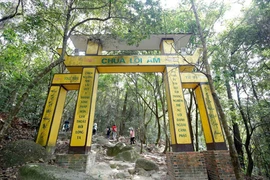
[69,67,99,154]
[46,87,67,153]
[195,84,227,150]
[36,86,67,151]
[160,38,177,54]
[86,39,102,55]
[160,38,193,151]
[164,66,194,151]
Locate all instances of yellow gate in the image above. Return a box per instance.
[36,34,227,153]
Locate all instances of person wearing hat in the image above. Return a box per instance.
[93,123,97,135]
[63,120,70,132]
[129,127,135,144]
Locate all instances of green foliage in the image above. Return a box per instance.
[210,0,270,176]
[0,0,163,128]
[0,0,269,177]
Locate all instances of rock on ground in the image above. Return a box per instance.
[18,163,96,180]
[0,139,50,168]
[114,149,141,162]
[135,158,159,171]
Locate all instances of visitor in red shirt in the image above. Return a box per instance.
[112,124,117,141]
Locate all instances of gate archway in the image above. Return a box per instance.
[36,34,227,153]
[36,34,236,179]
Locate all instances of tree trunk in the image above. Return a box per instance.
[155,112,161,146]
[233,73,254,177]
[190,0,243,179]
[233,123,245,168]
[154,75,161,146]
[212,78,243,180]
[0,1,72,141]
[119,90,128,136]
[245,136,254,177]
[187,90,194,148]
[155,74,169,153]
[225,76,245,168]
[0,55,66,141]
[194,95,199,151]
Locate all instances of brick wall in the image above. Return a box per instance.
[55,153,96,173]
[166,152,208,180]
[203,150,236,180]
[166,151,236,180]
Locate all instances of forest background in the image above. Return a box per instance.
[0,0,269,179]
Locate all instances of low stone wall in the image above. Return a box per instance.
[203,150,236,180]
[166,152,208,180]
[55,152,96,173]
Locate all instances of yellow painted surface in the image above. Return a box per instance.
[38,47,207,150]
[182,83,199,89]
[47,87,67,146]
[36,86,60,146]
[86,41,102,55]
[180,73,208,89]
[64,55,198,67]
[192,48,203,61]
[52,74,81,84]
[96,66,166,73]
[164,66,192,144]
[164,72,176,144]
[51,72,207,89]
[179,66,195,72]
[160,39,176,54]
[67,67,83,73]
[195,86,213,143]
[60,47,201,73]
[86,71,99,146]
[201,84,225,143]
[67,65,195,74]
[70,68,96,146]
[63,84,80,90]
[180,73,208,83]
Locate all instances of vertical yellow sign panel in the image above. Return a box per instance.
[70,68,95,146]
[36,86,60,146]
[201,84,225,143]
[86,71,99,147]
[195,86,213,143]
[164,66,192,144]
[164,71,176,144]
[47,87,67,146]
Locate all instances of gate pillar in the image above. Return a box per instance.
[161,38,194,152]
[195,84,227,150]
[69,67,99,154]
[164,66,194,152]
[36,86,67,153]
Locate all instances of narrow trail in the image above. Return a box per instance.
[55,133,169,179]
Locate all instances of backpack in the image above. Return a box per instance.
[107,128,111,134]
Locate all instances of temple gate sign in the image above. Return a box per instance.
[36,34,236,179]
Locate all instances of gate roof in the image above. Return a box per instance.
[70,33,192,52]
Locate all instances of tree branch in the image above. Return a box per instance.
[0,0,22,23]
[68,0,130,37]
[70,3,109,11]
